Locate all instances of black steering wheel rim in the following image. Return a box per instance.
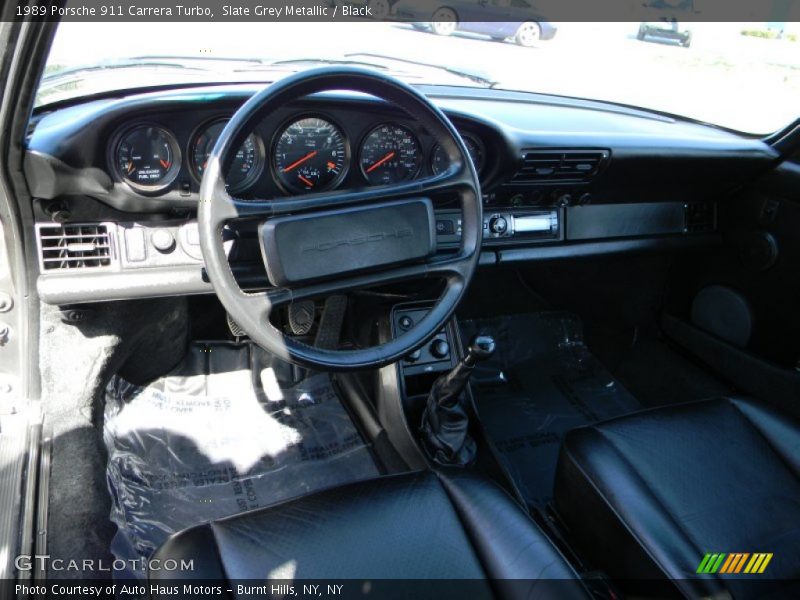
[198,67,482,371]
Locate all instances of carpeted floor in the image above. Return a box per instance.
[461,312,641,510]
[40,299,189,580]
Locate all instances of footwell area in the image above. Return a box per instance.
[461,312,640,510]
[103,342,379,578]
[587,330,732,409]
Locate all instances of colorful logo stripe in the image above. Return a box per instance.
[697,553,773,574]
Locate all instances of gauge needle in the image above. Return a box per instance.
[126,161,135,174]
[282,150,318,173]
[298,174,314,187]
[366,151,395,173]
[159,159,170,169]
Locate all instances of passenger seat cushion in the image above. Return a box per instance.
[157,471,487,581]
[152,470,588,599]
[554,397,800,598]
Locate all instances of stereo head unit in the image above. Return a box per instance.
[435,209,562,248]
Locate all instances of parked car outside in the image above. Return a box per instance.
[637,20,692,47]
[394,0,557,47]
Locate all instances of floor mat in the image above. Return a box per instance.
[103,342,379,579]
[460,312,640,509]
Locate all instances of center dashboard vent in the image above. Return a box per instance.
[512,149,610,183]
[37,223,114,271]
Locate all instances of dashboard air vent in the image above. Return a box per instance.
[513,150,610,183]
[37,223,113,271]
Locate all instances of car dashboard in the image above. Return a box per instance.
[25,83,778,305]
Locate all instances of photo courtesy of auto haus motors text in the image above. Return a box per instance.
[1,0,799,598]
[16,583,345,598]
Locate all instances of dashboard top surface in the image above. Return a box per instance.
[31,83,772,145]
[26,83,779,214]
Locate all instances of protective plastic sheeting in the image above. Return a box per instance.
[461,312,640,509]
[104,342,379,579]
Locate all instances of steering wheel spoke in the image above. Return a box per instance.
[212,166,471,227]
[228,289,287,327]
[266,253,464,305]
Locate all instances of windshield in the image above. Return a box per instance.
[40,20,800,135]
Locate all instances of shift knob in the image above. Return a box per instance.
[465,334,496,366]
[419,333,496,466]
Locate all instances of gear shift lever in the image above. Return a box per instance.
[419,334,496,466]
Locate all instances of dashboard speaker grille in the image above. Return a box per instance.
[513,149,610,183]
[37,223,113,271]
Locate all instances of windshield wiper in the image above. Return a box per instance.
[41,56,219,82]
[345,53,497,88]
[242,56,495,88]
[42,54,496,89]
[261,57,390,71]
[37,53,497,109]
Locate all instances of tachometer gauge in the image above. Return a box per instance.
[273,116,348,193]
[191,120,264,193]
[115,125,181,192]
[431,135,484,176]
[359,124,422,185]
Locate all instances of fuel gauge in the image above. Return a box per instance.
[115,125,181,193]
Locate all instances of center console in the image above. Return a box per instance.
[391,303,457,380]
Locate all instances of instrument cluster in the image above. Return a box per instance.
[110,112,487,198]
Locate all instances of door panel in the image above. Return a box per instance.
[664,154,800,410]
[669,159,800,367]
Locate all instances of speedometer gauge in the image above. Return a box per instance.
[115,125,181,192]
[359,124,422,185]
[191,120,264,193]
[273,116,348,193]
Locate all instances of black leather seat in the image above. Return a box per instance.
[151,470,588,599]
[554,397,800,599]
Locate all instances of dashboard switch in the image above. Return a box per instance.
[435,219,455,235]
[186,225,200,246]
[430,339,450,360]
[151,228,176,253]
[124,227,147,262]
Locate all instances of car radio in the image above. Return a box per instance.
[434,208,562,247]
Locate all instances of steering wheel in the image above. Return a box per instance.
[198,67,482,370]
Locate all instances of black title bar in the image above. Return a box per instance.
[7,0,800,23]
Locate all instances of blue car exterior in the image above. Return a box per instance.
[460,20,557,40]
[393,0,558,41]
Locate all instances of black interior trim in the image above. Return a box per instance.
[496,234,721,263]
[662,313,800,414]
